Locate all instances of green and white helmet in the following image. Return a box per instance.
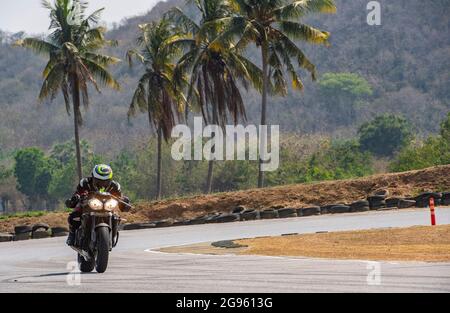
[92,164,113,181]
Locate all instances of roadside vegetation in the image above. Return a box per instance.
[0,0,449,213]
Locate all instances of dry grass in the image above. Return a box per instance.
[236,225,450,262]
[132,164,449,221]
[159,225,450,262]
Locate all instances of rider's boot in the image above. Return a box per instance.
[66,227,76,246]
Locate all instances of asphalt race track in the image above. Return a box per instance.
[1,208,450,293]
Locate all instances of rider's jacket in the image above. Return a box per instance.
[66,177,122,209]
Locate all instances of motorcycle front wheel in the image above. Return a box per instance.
[95,227,110,273]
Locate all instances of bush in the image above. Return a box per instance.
[304,140,375,182]
[390,113,450,172]
[359,114,412,157]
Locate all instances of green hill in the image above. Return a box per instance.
[0,0,448,158]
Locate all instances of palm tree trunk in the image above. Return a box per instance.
[71,74,83,181]
[206,160,214,194]
[205,109,218,194]
[156,127,163,200]
[258,42,269,188]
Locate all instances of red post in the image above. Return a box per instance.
[429,197,436,226]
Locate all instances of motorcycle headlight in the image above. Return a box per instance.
[104,199,119,211]
[88,199,103,211]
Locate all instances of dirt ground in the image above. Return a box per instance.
[160,225,450,262]
[1,164,448,233]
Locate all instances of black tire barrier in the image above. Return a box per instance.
[321,204,345,215]
[14,233,30,241]
[378,207,398,211]
[51,227,69,237]
[398,199,416,209]
[205,213,222,224]
[350,200,370,212]
[14,225,32,235]
[367,195,387,202]
[369,202,386,210]
[260,209,279,219]
[213,213,240,224]
[240,209,260,221]
[367,195,386,209]
[122,223,156,231]
[189,217,208,225]
[442,192,450,206]
[32,230,50,239]
[277,208,298,218]
[415,192,442,208]
[352,206,370,212]
[154,220,173,228]
[172,220,186,227]
[328,205,351,214]
[31,223,50,233]
[385,198,402,208]
[0,233,14,243]
[232,206,246,214]
[298,206,321,217]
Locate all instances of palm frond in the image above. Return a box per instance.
[15,38,58,56]
[277,20,330,45]
[274,0,336,20]
[82,58,120,90]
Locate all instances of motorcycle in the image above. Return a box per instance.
[71,191,129,273]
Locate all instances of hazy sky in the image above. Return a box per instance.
[0,0,162,34]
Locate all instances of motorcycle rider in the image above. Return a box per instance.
[65,164,130,246]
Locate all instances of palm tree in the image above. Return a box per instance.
[209,0,336,187]
[16,0,120,180]
[127,19,187,200]
[167,0,262,194]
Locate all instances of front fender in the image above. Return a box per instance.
[95,223,111,230]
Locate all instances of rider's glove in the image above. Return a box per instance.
[65,194,81,208]
[120,196,131,212]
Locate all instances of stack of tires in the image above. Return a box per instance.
[51,227,69,237]
[239,209,260,221]
[367,195,387,210]
[0,232,13,242]
[212,213,240,223]
[321,204,345,214]
[260,209,279,219]
[415,192,442,208]
[297,206,321,217]
[14,225,32,241]
[328,205,351,214]
[442,193,450,206]
[31,223,50,239]
[350,200,370,212]
[385,198,401,208]
[398,199,416,209]
[277,208,297,218]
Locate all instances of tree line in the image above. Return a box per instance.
[15,0,337,199]
[1,112,448,212]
